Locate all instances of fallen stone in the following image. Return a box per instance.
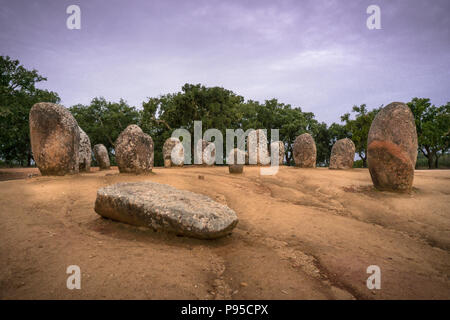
[329,138,355,170]
[293,133,316,168]
[29,102,80,175]
[227,148,245,174]
[93,144,110,170]
[367,102,418,192]
[115,125,154,174]
[94,182,239,239]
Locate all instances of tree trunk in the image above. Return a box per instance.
[427,155,433,169]
[435,155,439,169]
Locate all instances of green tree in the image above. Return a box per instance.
[341,104,380,168]
[0,56,60,166]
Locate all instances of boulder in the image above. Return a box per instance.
[270,141,285,166]
[78,127,92,172]
[29,102,80,175]
[115,125,154,174]
[367,102,418,192]
[227,148,245,174]
[247,129,270,165]
[94,182,239,239]
[93,144,110,170]
[329,138,355,170]
[163,137,184,167]
[293,133,316,168]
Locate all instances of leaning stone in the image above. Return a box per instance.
[115,125,154,174]
[94,182,239,239]
[367,102,418,192]
[78,127,92,172]
[29,102,80,175]
[227,148,245,174]
[93,144,110,170]
[163,137,184,167]
[329,138,355,170]
[293,133,316,168]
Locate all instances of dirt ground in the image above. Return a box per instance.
[0,166,449,300]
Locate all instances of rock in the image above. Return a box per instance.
[270,141,285,165]
[94,182,239,239]
[115,125,154,174]
[227,148,245,174]
[29,102,80,175]
[329,138,355,170]
[196,139,216,165]
[247,129,270,165]
[78,127,92,172]
[367,102,418,192]
[163,137,184,167]
[93,144,110,170]
[293,133,316,168]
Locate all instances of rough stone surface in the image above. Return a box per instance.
[94,182,239,239]
[115,125,154,174]
[293,133,316,168]
[196,139,216,166]
[227,148,245,174]
[247,129,270,165]
[93,144,110,170]
[270,141,285,165]
[329,138,355,170]
[163,137,184,168]
[29,102,80,175]
[367,102,418,192]
[78,127,92,172]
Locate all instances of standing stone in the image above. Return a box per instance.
[367,102,418,192]
[293,133,316,168]
[78,127,92,172]
[227,148,245,174]
[196,139,216,166]
[115,125,154,174]
[270,141,285,166]
[247,129,270,165]
[329,138,355,170]
[29,102,80,175]
[163,137,184,167]
[95,182,239,239]
[93,144,110,170]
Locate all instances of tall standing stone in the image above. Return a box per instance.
[293,133,316,168]
[115,125,154,174]
[329,138,355,170]
[163,137,184,167]
[93,144,110,170]
[270,141,285,166]
[367,102,418,192]
[195,139,216,166]
[78,127,92,172]
[247,129,270,165]
[29,102,80,175]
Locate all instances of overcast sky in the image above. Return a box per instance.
[1,0,449,124]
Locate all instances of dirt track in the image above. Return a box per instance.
[0,166,449,299]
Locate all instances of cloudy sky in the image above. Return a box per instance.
[1,0,449,124]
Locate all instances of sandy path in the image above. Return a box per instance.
[0,166,449,299]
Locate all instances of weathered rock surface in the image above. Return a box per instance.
[227,148,245,174]
[367,102,418,192]
[115,125,154,174]
[93,144,110,170]
[247,129,270,165]
[329,138,355,170]
[270,141,285,165]
[78,127,92,172]
[29,102,80,175]
[196,139,216,165]
[163,137,184,167]
[94,182,239,239]
[293,133,316,168]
